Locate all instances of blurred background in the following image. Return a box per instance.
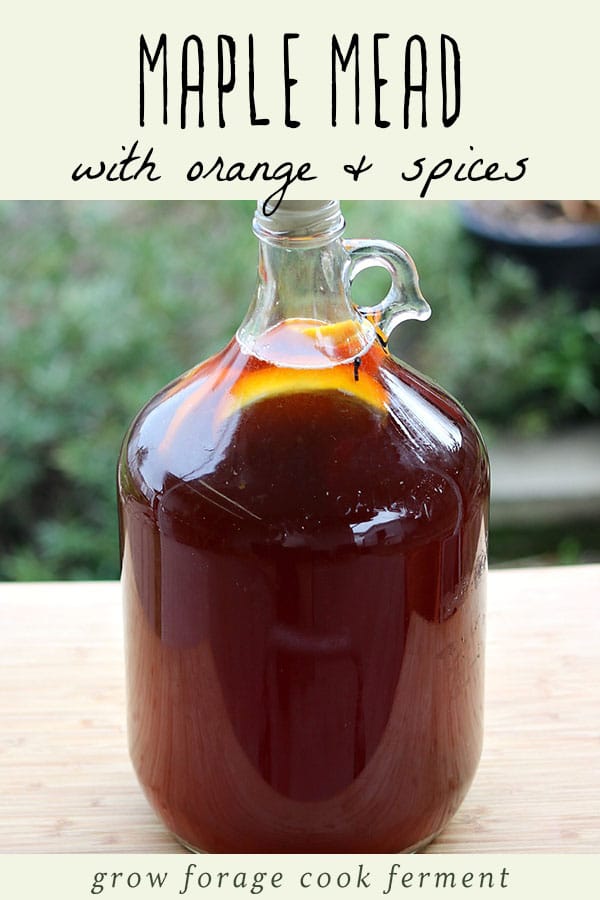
[0,200,598,581]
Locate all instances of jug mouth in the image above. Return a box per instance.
[253,200,345,246]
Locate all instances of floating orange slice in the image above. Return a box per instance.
[219,362,386,420]
[302,319,368,359]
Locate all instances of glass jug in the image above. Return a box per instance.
[118,200,489,853]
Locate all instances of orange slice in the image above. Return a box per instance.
[219,362,386,420]
[301,319,368,359]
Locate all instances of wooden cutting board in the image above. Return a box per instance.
[1,565,598,852]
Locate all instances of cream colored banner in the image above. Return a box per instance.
[0,0,598,200]
[0,854,598,899]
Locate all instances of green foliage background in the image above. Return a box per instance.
[0,201,598,580]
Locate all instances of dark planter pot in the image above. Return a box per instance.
[458,201,600,296]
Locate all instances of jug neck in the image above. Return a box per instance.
[237,201,375,364]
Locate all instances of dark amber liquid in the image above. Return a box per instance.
[119,320,488,852]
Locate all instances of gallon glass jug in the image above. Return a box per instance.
[118,200,489,853]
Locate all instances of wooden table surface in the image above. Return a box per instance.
[1,565,599,853]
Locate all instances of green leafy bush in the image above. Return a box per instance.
[0,201,598,580]
[345,201,600,434]
[0,202,255,580]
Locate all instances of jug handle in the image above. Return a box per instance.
[343,239,431,346]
